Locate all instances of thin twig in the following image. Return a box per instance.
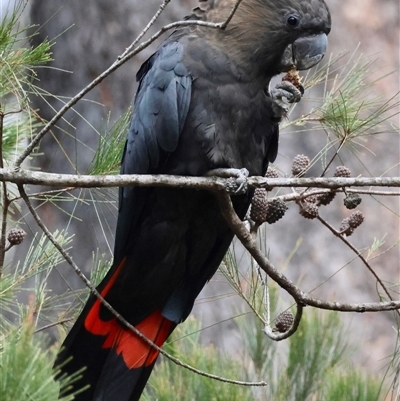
[18,184,266,387]
[34,318,75,333]
[224,262,266,324]
[317,215,400,317]
[254,264,304,341]
[255,264,269,324]
[3,243,12,252]
[219,0,244,29]
[118,0,171,61]
[9,187,76,203]
[0,110,10,275]
[320,135,347,177]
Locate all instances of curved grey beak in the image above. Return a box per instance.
[280,33,328,71]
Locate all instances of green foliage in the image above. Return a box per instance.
[285,51,400,173]
[277,311,346,400]
[143,311,385,401]
[0,231,74,328]
[0,0,52,103]
[87,108,131,175]
[0,227,100,400]
[317,55,399,147]
[322,370,383,401]
[0,0,51,167]
[0,317,76,401]
[143,316,255,401]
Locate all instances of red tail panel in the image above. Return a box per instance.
[84,258,173,369]
[114,310,173,368]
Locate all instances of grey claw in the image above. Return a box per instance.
[207,167,249,195]
[225,168,249,195]
[271,81,303,118]
[272,81,302,104]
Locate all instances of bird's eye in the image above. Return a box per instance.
[287,15,300,27]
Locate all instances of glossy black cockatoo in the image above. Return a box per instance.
[56,0,331,399]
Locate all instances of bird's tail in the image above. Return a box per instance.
[55,259,175,401]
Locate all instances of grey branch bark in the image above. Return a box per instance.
[1,167,400,190]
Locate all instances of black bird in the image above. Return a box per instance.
[56,0,331,399]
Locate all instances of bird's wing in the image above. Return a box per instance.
[56,41,192,401]
[114,41,192,264]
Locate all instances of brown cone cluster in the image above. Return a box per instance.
[339,210,365,236]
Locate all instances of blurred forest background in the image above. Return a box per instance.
[4,0,399,386]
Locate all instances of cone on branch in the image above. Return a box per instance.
[300,192,318,204]
[264,168,279,191]
[344,193,362,209]
[317,191,336,206]
[250,188,268,225]
[339,210,364,236]
[348,210,364,228]
[7,228,27,246]
[339,217,353,236]
[265,198,288,224]
[299,201,319,219]
[273,310,294,333]
[334,165,351,178]
[292,154,310,177]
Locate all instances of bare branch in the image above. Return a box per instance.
[1,167,400,191]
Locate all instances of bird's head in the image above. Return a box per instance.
[200,0,331,78]
[270,0,331,72]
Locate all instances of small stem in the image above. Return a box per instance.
[255,264,269,324]
[317,215,400,317]
[34,318,75,333]
[4,243,13,252]
[219,0,243,29]
[0,109,4,169]
[0,110,10,276]
[321,136,347,177]
[118,0,171,61]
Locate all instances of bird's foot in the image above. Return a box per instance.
[207,168,249,195]
[271,81,303,118]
